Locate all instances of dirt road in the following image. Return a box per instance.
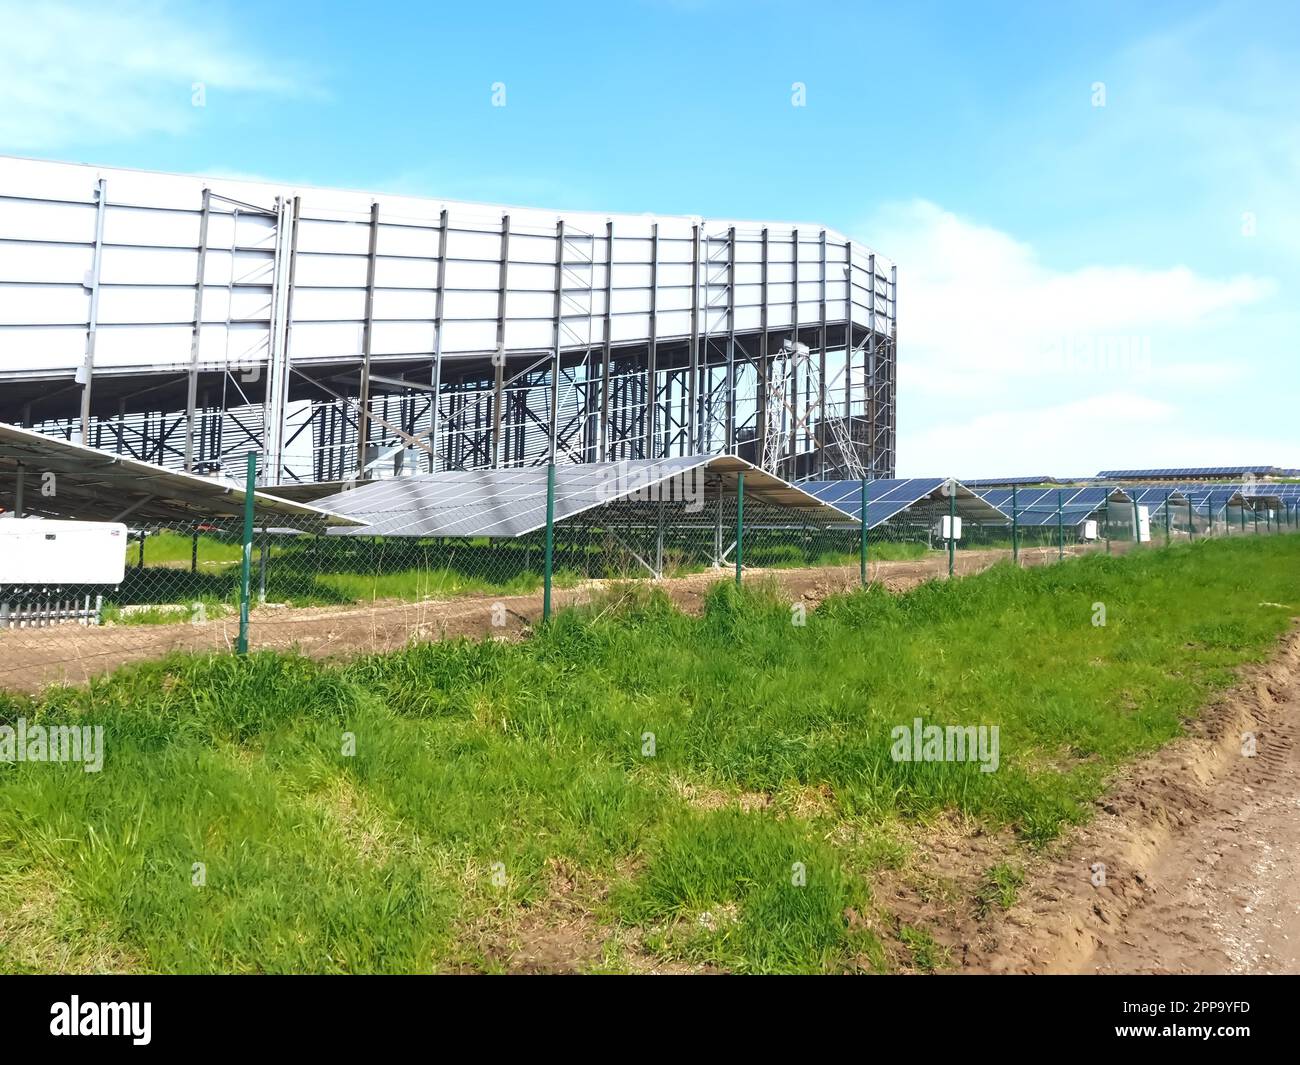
[0,544,1084,693]
[974,627,1300,974]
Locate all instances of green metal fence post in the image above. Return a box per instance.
[1187,497,1195,541]
[1132,498,1140,545]
[1011,483,1019,566]
[859,476,868,586]
[735,472,744,587]
[1104,493,1111,554]
[543,461,556,622]
[1240,499,1247,534]
[1056,489,1064,561]
[1253,503,1259,535]
[237,450,256,656]
[1164,490,1171,544]
[948,483,956,578]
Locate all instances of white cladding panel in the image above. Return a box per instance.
[0,520,128,585]
[0,155,895,381]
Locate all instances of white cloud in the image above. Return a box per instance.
[870,200,1273,400]
[856,200,1292,476]
[0,1,317,151]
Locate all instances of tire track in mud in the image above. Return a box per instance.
[970,625,1300,975]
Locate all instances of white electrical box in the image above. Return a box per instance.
[1136,505,1151,543]
[1082,519,1099,540]
[0,520,128,585]
[938,515,962,541]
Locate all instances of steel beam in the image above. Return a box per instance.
[429,207,449,472]
[77,177,107,443]
[600,219,613,460]
[183,187,211,471]
[549,219,564,459]
[493,214,510,467]
[355,201,380,478]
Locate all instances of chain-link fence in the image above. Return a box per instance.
[4,468,1298,692]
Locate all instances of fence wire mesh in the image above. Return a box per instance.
[3,468,1298,692]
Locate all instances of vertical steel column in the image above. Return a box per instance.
[281,197,302,481]
[429,208,449,473]
[888,264,898,476]
[688,223,700,453]
[549,220,565,460]
[184,188,212,471]
[492,214,510,468]
[644,223,659,459]
[866,252,877,477]
[356,201,380,477]
[78,177,108,444]
[1164,490,1171,543]
[844,240,853,469]
[600,219,614,461]
[266,195,300,486]
[788,228,800,466]
[817,230,828,477]
[756,228,769,463]
[725,226,736,454]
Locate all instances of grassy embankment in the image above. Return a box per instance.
[2,535,1297,973]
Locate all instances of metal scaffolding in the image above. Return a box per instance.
[0,156,897,490]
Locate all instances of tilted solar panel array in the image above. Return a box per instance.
[1097,466,1299,479]
[803,478,948,529]
[314,457,710,538]
[801,478,1011,529]
[970,481,1300,525]
[1117,483,1300,515]
[972,486,1118,527]
[961,476,1060,487]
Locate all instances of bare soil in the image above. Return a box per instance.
[966,625,1300,974]
[0,544,1086,693]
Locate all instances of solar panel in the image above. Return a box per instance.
[0,420,360,526]
[1096,466,1289,479]
[961,476,1059,487]
[970,485,1124,526]
[803,478,1010,529]
[315,456,846,538]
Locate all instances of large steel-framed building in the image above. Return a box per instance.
[0,156,896,490]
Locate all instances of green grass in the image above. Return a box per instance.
[2,535,1298,973]
[975,862,1025,919]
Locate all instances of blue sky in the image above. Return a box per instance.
[2,0,1296,475]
